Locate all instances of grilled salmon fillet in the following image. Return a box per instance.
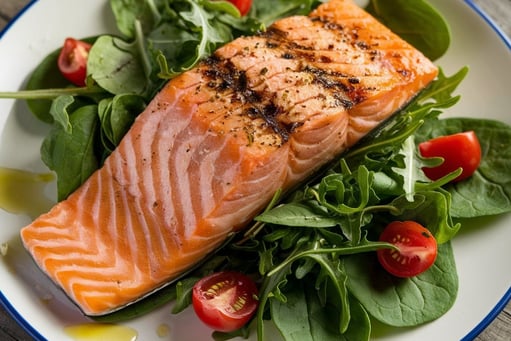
[20,0,438,316]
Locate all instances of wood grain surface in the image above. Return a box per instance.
[1,0,510,340]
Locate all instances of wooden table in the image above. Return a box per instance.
[1,0,510,340]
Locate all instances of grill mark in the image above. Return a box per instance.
[203,27,361,144]
[244,103,291,142]
[269,18,382,105]
[203,57,290,144]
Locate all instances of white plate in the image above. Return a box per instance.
[0,0,510,340]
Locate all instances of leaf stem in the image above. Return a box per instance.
[266,242,395,277]
[0,86,105,100]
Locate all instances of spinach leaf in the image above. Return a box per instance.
[270,281,371,341]
[415,117,511,218]
[250,0,322,27]
[88,35,150,96]
[271,281,332,340]
[340,298,371,341]
[48,95,75,133]
[109,0,164,38]
[344,241,458,327]
[98,93,146,155]
[41,105,100,200]
[366,0,450,60]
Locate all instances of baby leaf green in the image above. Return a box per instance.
[41,105,100,200]
[366,0,451,60]
[415,117,511,218]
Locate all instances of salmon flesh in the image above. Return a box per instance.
[20,0,438,316]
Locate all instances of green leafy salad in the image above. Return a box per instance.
[2,0,511,340]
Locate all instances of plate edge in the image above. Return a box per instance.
[463,3,511,340]
[0,0,38,39]
[460,286,511,340]
[0,1,509,341]
[2,2,52,340]
[0,291,46,341]
[464,0,511,50]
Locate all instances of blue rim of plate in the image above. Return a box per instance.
[0,0,37,40]
[464,0,511,50]
[0,291,46,341]
[0,1,510,341]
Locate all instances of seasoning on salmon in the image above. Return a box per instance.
[20,0,438,316]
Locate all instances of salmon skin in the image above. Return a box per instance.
[20,0,438,316]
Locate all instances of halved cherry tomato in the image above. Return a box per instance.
[192,271,259,332]
[57,38,92,87]
[419,131,481,182]
[377,221,438,278]
[227,0,252,16]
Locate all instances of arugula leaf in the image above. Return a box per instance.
[171,277,200,314]
[172,0,234,72]
[256,202,343,228]
[388,191,460,244]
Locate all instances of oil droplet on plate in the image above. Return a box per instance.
[0,242,8,256]
[157,323,170,338]
[64,323,138,341]
[0,167,54,218]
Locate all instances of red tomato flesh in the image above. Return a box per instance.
[57,38,92,87]
[192,271,259,332]
[227,0,252,16]
[377,221,438,278]
[419,131,481,182]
